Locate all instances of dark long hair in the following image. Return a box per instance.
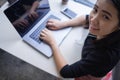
[111,0,120,26]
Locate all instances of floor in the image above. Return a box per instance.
[0,0,7,7]
[0,49,61,80]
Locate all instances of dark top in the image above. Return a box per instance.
[20,0,37,5]
[60,24,120,78]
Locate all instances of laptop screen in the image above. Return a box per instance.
[4,0,50,37]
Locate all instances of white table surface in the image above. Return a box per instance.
[0,0,92,78]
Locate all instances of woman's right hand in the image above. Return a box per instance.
[46,19,65,30]
[40,28,56,46]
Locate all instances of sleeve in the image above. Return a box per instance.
[60,48,120,78]
[60,61,88,78]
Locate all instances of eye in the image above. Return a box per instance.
[103,15,110,20]
[92,7,97,13]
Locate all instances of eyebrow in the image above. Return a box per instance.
[94,4,112,18]
[102,10,112,17]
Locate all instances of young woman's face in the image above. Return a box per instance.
[89,0,119,39]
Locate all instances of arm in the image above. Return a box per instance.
[61,15,87,27]
[40,29,67,72]
[51,43,67,72]
[47,15,88,30]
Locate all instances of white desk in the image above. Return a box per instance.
[0,0,92,79]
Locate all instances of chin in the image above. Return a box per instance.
[90,32,100,37]
[89,29,98,35]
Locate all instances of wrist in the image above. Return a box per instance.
[49,39,57,47]
[62,21,70,28]
[50,41,57,47]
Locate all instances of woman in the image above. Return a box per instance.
[40,0,120,79]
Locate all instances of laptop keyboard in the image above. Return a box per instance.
[29,15,60,44]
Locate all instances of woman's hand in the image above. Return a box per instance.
[40,28,56,46]
[46,19,65,30]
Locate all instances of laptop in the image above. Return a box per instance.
[4,0,72,58]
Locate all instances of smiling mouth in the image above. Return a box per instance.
[90,25,99,30]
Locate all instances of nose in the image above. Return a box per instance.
[90,14,99,25]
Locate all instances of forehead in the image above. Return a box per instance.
[96,0,118,16]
